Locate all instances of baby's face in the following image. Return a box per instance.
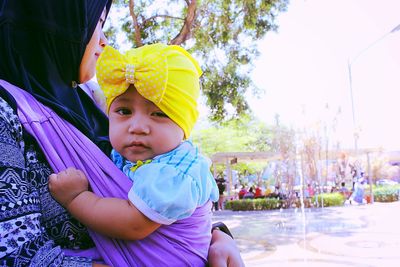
[108,87,184,162]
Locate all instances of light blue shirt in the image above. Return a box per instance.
[111,141,219,225]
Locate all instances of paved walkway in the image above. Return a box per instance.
[212,201,400,267]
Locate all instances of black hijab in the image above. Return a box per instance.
[0,0,112,153]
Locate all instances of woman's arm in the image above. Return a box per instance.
[49,167,160,240]
[208,228,245,267]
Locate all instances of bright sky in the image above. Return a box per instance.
[248,0,400,151]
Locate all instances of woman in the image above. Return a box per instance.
[0,0,243,266]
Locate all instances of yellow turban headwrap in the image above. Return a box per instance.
[96,43,202,139]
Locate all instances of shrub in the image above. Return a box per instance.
[224,197,317,211]
[225,198,281,211]
[312,193,345,207]
[373,186,400,202]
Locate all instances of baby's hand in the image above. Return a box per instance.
[48,167,89,208]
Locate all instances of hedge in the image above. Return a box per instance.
[224,198,281,211]
[224,193,345,211]
[312,192,346,207]
[373,185,400,202]
[224,186,400,211]
[224,197,329,211]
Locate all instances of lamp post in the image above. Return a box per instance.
[347,23,400,203]
[347,23,400,154]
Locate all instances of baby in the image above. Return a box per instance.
[49,43,219,266]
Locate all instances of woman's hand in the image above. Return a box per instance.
[48,167,89,208]
[208,229,245,267]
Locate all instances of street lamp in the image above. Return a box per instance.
[347,23,400,203]
[347,23,400,154]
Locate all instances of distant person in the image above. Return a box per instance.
[339,182,349,194]
[304,186,310,198]
[269,185,281,198]
[265,185,273,197]
[254,186,263,198]
[349,178,366,205]
[243,187,255,199]
[307,183,315,198]
[238,185,248,199]
[330,185,338,193]
[339,182,351,203]
[215,177,226,210]
[349,162,358,191]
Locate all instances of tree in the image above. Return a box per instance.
[302,135,320,182]
[191,115,273,180]
[106,0,289,121]
[269,114,296,203]
[191,114,272,156]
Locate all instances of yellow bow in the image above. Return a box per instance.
[96,45,168,112]
[96,43,202,139]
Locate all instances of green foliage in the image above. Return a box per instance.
[312,193,346,207]
[234,162,265,177]
[225,198,281,211]
[270,123,296,156]
[192,0,289,120]
[224,197,315,211]
[373,185,400,202]
[191,115,273,176]
[192,115,272,156]
[104,26,118,47]
[106,0,289,121]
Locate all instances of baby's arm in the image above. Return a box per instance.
[48,167,160,240]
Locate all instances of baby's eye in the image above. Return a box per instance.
[116,108,131,115]
[151,111,169,118]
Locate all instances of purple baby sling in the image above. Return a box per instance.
[1,80,210,267]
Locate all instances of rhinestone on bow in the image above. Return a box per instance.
[125,64,135,84]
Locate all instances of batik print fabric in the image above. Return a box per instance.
[0,96,93,266]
